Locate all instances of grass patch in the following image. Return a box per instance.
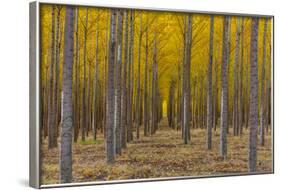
[78,139,103,145]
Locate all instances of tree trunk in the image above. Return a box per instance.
[74,7,80,143]
[213,45,219,132]
[177,59,181,130]
[206,15,214,149]
[143,15,149,136]
[260,18,268,146]
[115,10,123,155]
[152,33,157,135]
[60,5,74,183]
[127,10,134,142]
[81,8,88,142]
[249,17,259,172]
[54,6,62,138]
[136,13,142,139]
[92,12,100,141]
[103,13,109,139]
[48,6,57,149]
[220,16,230,159]
[183,15,192,144]
[121,10,128,148]
[239,18,244,136]
[233,17,241,136]
[106,9,117,164]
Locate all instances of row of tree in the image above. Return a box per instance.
[40,5,272,183]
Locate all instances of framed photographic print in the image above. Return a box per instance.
[29,1,274,188]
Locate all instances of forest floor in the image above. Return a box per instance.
[41,118,272,185]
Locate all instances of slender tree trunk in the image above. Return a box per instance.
[103,13,109,139]
[54,6,62,138]
[233,17,241,136]
[239,18,244,136]
[115,10,123,155]
[245,50,249,130]
[144,16,149,136]
[148,67,152,135]
[121,10,128,148]
[249,17,259,172]
[260,18,268,146]
[106,9,117,164]
[81,8,88,141]
[136,13,142,139]
[86,47,91,137]
[220,16,230,159]
[44,64,49,139]
[127,10,134,142]
[183,15,192,144]
[152,33,157,135]
[168,80,175,129]
[92,13,100,141]
[48,6,57,149]
[74,7,80,143]
[213,45,219,132]
[206,15,214,149]
[60,6,74,183]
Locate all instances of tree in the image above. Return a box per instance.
[127,10,134,142]
[60,5,74,183]
[183,14,192,144]
[239,17,245,135]
[48,5,57,149]
[213,44,219,132]
[81,8,89,141]
[115,9,123,155]
[73,7,80,143]
[168,79,176,129]
[143,15,149,136]
[220,16,230,159]
[206,15,214,149]
[136,12,142,139]
[92,11,100,141]
[54,6,63,138]
[151,33,158,135]
[249,17,259,172]
[233,17,241,136]
[106,9,117,164]
[260,18,268,146]
[121,10,129,148]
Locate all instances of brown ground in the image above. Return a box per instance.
[41,118,272,185]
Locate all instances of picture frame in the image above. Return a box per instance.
[30,1,274,188]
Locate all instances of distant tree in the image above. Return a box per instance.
[81,8,89,142]
[168,79,176,129]
[206,15,214,150]
[92,11,100,141]
[136,12,143,139]
[143,15,149,136]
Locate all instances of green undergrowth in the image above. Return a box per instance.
[78,139,104,145]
